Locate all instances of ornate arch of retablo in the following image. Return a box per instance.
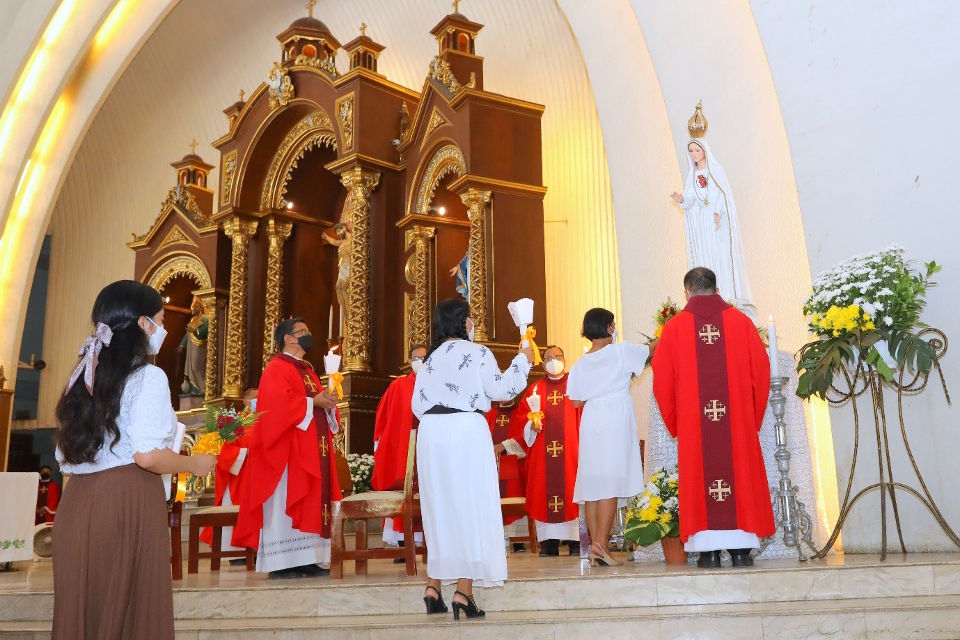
[411,142,466,215]
[145,251,213,292]
[259,108,339,211]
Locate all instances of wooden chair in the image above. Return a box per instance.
[330,429,425,578]
[168,475,183,580]
[187,505,255,574]
[500,497,539,554]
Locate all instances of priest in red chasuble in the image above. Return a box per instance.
[652,267,774,569]
[372,344,426,550]
[515,346,581,557]
[233,317,342,579]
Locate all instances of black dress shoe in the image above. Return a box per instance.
[228,558,247,566]
[538,539,560,557]
[729,549,755,567]
[512,543,526,553]
[268,567,302,579]
[565,541,581,556]
[296,564,330,577]
[696,551,722,568]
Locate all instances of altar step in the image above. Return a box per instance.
[3,594,960,639]
[4,554,960,638]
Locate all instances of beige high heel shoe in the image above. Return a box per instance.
[588,543,622,567]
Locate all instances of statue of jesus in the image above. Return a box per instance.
[669,105,753,311]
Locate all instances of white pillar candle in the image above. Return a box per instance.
[767,315,781,379]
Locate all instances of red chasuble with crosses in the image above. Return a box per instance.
[651,294,774,543]
[233,353,342,549]
[516,376,580,523]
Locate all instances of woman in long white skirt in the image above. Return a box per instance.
[567,307,649,566]
[413,298,533,620]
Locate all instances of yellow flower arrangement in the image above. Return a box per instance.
[625,465,680,547]
[810,303,875,337]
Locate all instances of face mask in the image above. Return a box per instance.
[147,317,167,355]
[411,358,424,374]
[40,472,51,480]
[297,334,314,353]
[545,359,565,376]
[610,328,618,342]
[249,398,257,411]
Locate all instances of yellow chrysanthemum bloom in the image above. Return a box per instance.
[659,512,672,524]
[649,496,663,510]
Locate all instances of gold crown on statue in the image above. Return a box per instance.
[687,101,708,138]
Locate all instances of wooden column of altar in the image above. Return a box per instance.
[262,218,293,367]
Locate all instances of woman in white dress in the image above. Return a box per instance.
[413,297,533,619]
[670,138,753,310]
[53,280,215,639]
[567,307,648,566]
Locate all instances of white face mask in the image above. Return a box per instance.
[410,358,424,374]
[249,398,258,411]
[544,359,565,376]
[467,319,475,342]
[146,317,167,355]
[610,328,618,342]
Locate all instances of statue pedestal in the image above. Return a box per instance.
[178,394,205,412]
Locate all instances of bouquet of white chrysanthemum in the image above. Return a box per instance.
[346,453,375,495]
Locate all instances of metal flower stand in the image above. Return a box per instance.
[758,376,818,561]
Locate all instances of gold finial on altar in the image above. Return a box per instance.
[688,101,708,139]
[452,0,462,14]
[239,89,245,103]
[306,0,316,18]
[360,22,367,36]
[189,138,199,155]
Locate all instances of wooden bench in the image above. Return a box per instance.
[501,496,538,554]
[187,505,255,574]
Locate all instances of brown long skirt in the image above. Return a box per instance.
[52,464,174,640]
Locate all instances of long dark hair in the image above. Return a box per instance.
[55,280,162,464]
[427,297,471,357]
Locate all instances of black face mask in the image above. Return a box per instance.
[297,334,314,353]
[40,472,51,481]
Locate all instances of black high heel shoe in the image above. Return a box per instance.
[451,590,485,620]
[423,586,448,614]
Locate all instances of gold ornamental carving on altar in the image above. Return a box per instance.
[262,218,294,367]
[335,93,355,151]
[404,225,436,349]
[145,252,212,292]
[412,143,466,215]
[220,150,238,207]
[339,166,380,372]
[222,217,259,398]
[460,188,492,341]
[260,109,337,211]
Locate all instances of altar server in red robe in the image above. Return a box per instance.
[372,344,426,550]
[515,346,581,557]
[652,267,774,569]
[233,317,342,579]
[486,398,529,551]
[199,389,256,555]
[36,466,60,524]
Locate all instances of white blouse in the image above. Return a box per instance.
[567,342,650,402]
[412,340,531,419]
[56,364,178,475]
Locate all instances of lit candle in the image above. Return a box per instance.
[767,314,780,379]
[338,306,344,336]
[328,305,334,337]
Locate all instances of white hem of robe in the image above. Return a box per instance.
[535,519,578,542]
[504,515,530,539]
[381,518,423,545]
[256,465,330,572]
[684,529,759,552]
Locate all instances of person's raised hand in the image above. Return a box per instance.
[670,192,684,204]
[519,345,535,364]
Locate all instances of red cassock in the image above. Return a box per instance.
[232,353,342,550]
[199,433,252,546]
[371,372,418,492]
[486,404,525,525]
[516,376,580,523]
[36,480,59,524]
[371,372,419,534]
[651,294,774,543]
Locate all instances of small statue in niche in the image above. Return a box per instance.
[179,296,208,396]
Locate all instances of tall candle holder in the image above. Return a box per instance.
[758,375,818,561]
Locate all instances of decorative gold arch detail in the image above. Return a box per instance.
[145,252,212,292]
[259,109,338,211]
[412,143,466,215]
